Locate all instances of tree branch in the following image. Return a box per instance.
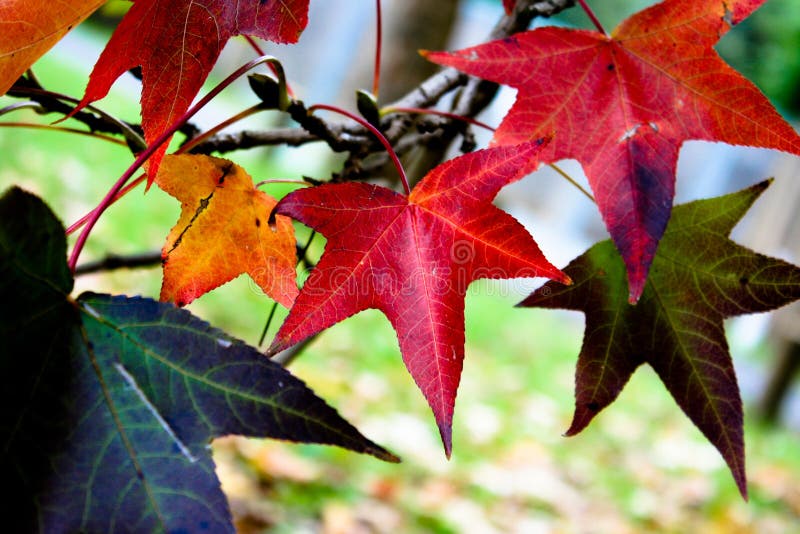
[3,1,574,161]
[75,251,163,276]
[190,0,575,160]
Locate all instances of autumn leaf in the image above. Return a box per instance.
[0,187,396,533]
[503,0,515,14]
[519,180,800,498]
[268,141,570,455]
[424,0,800,302]
[156,154,298,308]
[0,0,103,95]
[74,0,310,182]
[0,0,104,94]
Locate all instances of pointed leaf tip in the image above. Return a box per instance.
[564,401,602,437]
[438,422,453,459]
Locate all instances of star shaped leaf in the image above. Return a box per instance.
[520,180,800,498]
[269,141,570,455]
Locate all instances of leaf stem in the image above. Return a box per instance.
[244,35,265,55]
[244,36,295,99]
[308,103,410,195]
[181,104,266,153]
[577,0,607,35]
[0,122,128,146]
[373,0,383,98]
[68,104,271,235]
[66,175,146,235]
[67,55,285,272]
[548,162,595,203]
[258,302,279,347]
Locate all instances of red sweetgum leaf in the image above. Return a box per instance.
[520,180,800,499]
[269,141,570,456]
[424,0,800,302]
[0,0,104,94]
[156,154,298,308]
[75,0,309,183]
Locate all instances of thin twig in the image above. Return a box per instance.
[548,163,595,203]
[0,122,128,146]
[75,251,163,275]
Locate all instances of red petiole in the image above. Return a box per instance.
[308,103,410,195]
[577,0,607,35]
[373,0,383,98]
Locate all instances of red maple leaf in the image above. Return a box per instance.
[75,0,309,182]
[268,141,570,455]
[424,0,800,302]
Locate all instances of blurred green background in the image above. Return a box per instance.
[1,1,799,532]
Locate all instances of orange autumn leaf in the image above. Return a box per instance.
[0,0,104,94]
[156,154,298,308]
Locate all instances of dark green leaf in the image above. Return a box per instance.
[0,187,78,532]
[520,180,800,499]
[0,187,397,533]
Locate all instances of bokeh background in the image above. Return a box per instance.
[1,1,799,532]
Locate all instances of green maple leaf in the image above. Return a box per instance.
[520,180,800,498]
